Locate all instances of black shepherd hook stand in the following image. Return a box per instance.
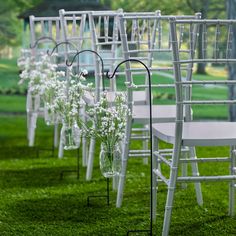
[106,59,153,236]
[66,50,110,206]
[30,36,57,158]
[66,49,105,91]
[59,148,80,180]
[47,41,78,56]
[46,41,81,180]
[46,41,80,180]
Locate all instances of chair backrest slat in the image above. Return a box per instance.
[170,18,236,127]
[89,10,124,92]
[118,12,201,109]
[29,15,61,57]
[226,23,233,59]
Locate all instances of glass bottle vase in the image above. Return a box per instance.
[99,143,121,178]
[61,120,81,150]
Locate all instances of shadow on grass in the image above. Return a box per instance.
[5,194,150,235]
[0,166,83,189]
[0,146,38,160]
[169,214,233,236]
[7,194,235,236]
[8,194,111,223]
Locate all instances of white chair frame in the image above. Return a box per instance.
[152,18,236,236]
[86,10,167,182]
[116,12,203,208]
[28,15,61,149]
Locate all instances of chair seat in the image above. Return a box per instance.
[132,91,147,105]
[152,122,236,146]
[83,90,147,105]
[133,105,177,123]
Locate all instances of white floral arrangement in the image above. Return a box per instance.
[82,91,130,152]
[18,52,58,96]
[17,49,32,71]
[44,68,92,149]
[46,68,92,124]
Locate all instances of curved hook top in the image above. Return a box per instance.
[106,59,151,81]
[66,49,103,67]
[47,41,78,56]
[66,49,105,91]
[30,36,57,49]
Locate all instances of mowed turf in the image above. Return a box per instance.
[0,59,235,235]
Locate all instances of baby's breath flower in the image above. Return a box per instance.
[80,92,130,151]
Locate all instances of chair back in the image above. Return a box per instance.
[60,10,119,102]
[89,10,124,92]
[169,18,236,141]
[29,15,61,55]
[118,12,201,111]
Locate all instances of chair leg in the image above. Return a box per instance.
[58,128,64,159]
[112,175,119,190]
[113,140,124,191]
[26,92,32,141]
[86,137,96,181]
[162,144,181,236]
[29,112,37,147]
[189,146,203,206]
[81,105,87,167]
[152,136,158,220]
[82,137,88,167]
[27,111,31,141]
[143,125,149,165]
[181,148,188,189]
[116,119,132,208]
[229,146,235,216]
[54,123,59,148]
[29,95,40,147]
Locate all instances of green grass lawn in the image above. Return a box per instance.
[0,95,26,113]
[0,59,235,235]
[0,58,27,95]
[0,116,235,235]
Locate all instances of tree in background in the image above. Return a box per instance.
[111,0,226,74]
[111,0,184,14]
[186,0,226,74]
[227,0,236,121]
[0,0,41,52]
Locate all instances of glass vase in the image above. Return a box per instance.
[61,120,81,150]
[44,107,55,126]
[99,143,121,178]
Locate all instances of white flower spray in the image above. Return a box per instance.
[80,91,130,154]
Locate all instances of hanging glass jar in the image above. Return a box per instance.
[44,106,55,126]
[61,119,81,150]
[99,143,121,178]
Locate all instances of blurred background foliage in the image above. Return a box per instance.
[0,0,41,49]
[0,0,227,55]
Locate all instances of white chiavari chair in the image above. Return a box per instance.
[60,9,122,166]
[28,15,61,149]
[59,9,91,161]
[152,18,236,236]
[116,12,203,208]
[86,10,124,182]
[85,10,164,182]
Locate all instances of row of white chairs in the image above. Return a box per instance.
[151,18,236,235]
[25,10,236,235]
[27,8,202,207]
